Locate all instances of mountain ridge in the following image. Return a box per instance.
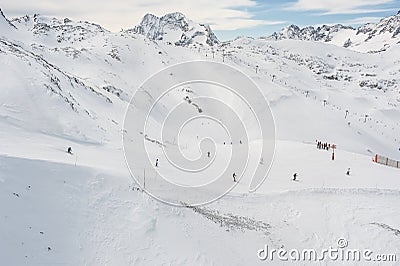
[266,10,400,52]
[2,8,400,52]
[127,12,219,46]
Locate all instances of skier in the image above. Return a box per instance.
[207,151,210,158]
[346,168,350,175]
[67,147,72,154]
[233,172,237,182]
[155,158,159,167]
[293,173,298,181]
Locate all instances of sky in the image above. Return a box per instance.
[1,0,399,41]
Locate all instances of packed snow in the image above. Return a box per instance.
[0,8,399,265]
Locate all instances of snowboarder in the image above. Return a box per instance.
[155,158,159,167]
[233,172,237,182]
[293,173,298,181]
[346,168,350,175]
[67,147,72,154]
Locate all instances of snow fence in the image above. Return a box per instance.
[373,154,400,169]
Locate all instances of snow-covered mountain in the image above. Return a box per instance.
[0,8,400,265]
[269,24,354,42]
[267,10,400,53]
[128,12,219,46]
[357,10,400,39]
[9,13,108,45]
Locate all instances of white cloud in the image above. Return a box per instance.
[341,16,383,24]
[1,0,285,31]
[285,0,395,15]
[211,19,287,31]
[308,16,383,28]
[319,8,395,15]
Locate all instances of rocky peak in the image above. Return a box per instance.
[130,12,219,46]
[357,11,400,38]
[270,24,353,42]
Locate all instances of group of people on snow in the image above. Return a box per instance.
[316,140,331,151]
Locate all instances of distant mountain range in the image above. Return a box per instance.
[266,10,400,53]
[1,8,399,53]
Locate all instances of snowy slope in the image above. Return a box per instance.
[0,8,399,265]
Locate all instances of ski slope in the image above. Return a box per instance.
[0,9,400,265]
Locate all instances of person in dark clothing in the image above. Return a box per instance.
[155,158,159,167]
[67,147,72,154]
[346,168,350,175]
[233,172,237,182]
[293,173,298,181]
[207,151,211,158]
